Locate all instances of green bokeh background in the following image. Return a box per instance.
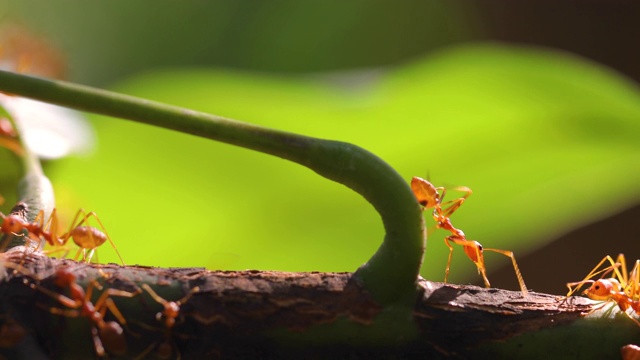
[2,1,639,294]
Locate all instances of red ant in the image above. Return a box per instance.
[567,254,640,326]
[411,176,528,296]
[566,254,628,297]
[36,267,139,357]
[0,208,124,264]
[135,284,200,359]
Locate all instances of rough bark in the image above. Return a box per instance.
[1,250,635,360]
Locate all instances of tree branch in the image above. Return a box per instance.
[2,253,634,359]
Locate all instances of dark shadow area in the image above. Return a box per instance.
[474,0,640,83]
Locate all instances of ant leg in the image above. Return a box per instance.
[69,246,93,263]
[60,208,84,251]
[87,249,96,264]
[627,260,640,301]
[451,186,472,194]
[443,237,455,284]
[566,280,595,292]
[64,209,85,236]
[482,247,529,297]
[34,288,84,317]
[71,247,94,264]
[44,306,81,318]
[566,279,595,299]
[36,285,81,309]
[41,246,71,259]
[42,209,61,245]
[33,210,46,230]
[439,186,472,218]
[568,256,619,297]
[90,326,106,357]
[141,284,170,307]
[142,284,200,308]
[102,298,126,325]
[69,246,95,264]
[439,198,465,218]
[616,254,629,287]
[436,186,446,205]
[567,255,621,297]
[94,287,141,326]
[179,286,201,304]
[32,209,63,250]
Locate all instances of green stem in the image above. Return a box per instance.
[0,70,425,305]
[0,100,54,249]
[11,121,55,225]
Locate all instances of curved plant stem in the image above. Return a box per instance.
[12,130,55,225]
[0,70,425,305]
[0,101,54,249]
[0,101,53,220]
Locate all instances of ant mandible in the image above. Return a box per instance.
[411,176,528,296]
[36,267,140,357]
[0,207,124,265]
[136,284,200,359]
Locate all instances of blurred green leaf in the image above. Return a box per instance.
[6,0,473,85]
[48,44,640,291]
[0,104,24,213]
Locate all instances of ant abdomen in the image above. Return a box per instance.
[100,322,127,355]
[69,226,107,248]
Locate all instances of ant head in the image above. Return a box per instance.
[585,279,619,300]
[1,215,24,234]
